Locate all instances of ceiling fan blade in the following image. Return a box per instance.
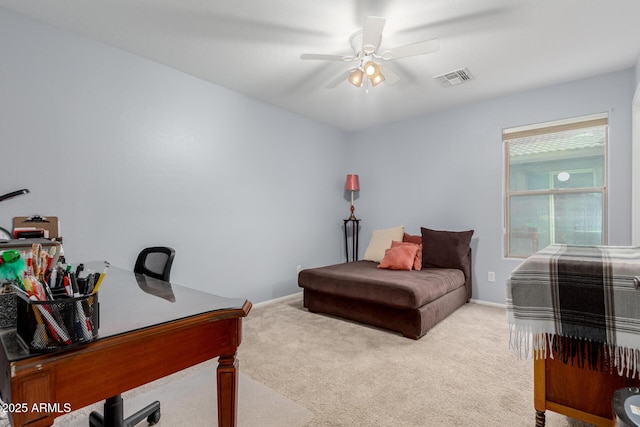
[325,69,354,89]
[301,53,355,61]
[362,16,385,54]
[381,38,440,60]
[381,64,400,85]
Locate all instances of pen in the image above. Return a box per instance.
[39,251,49,281]
[91,262,110,294]
[46,249,54,271]
[49,268,57,289]
[32,244,42,279]
[86,273,95,294]
[21,275,33,295]
[63,275,72,297]
[75,299,93,340]
[40,276,54,300]
[25,251,33,276]
[70,272,79,295]
[56,266,63,288]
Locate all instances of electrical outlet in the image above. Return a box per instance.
[297,265,302,274]
[488,271,496,282]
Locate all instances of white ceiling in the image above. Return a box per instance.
[1,0,639,132]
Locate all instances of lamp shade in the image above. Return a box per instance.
[348,69,364,87]
[345,174,360,191]
[370,73,385,87]
[364,61,380,78]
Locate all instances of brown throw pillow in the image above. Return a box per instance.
[420,227,474,272]
[402,232,422,245]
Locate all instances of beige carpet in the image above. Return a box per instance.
[238,294,598,427]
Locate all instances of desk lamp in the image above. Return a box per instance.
[345,174,360,220]
[0,189,30,242]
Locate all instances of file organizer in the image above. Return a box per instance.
[15,290,99,351]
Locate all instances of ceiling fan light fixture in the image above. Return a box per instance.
[302,15,441,91]
[348,68,364,87]
[371,73,385,87]
[364,60,380,77]
[348,60,385,89]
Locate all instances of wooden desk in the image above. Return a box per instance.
[0,262,251,426]
[534,341,640,427]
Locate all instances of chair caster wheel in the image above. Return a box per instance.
[147,409,161,425]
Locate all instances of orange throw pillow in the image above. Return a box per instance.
[395,239,422,270]
[377,243,419,270]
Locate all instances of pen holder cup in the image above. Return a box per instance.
[15,291,99,352]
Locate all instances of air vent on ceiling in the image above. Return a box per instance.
[433,68,475,87]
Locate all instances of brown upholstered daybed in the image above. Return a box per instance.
[298,227,473,339]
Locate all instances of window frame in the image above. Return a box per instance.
[503,114,609,258]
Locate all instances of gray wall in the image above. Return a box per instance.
[1,8,636,306]
[346,69,635,304]
[636,52,640,87]
[0,8,347,303]
[633,53,640,244]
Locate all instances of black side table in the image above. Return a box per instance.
[343,218,361,262]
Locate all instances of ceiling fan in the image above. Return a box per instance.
[300,16,440,89]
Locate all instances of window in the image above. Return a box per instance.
[504,114,608,258]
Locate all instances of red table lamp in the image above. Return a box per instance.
[345,174,360,220]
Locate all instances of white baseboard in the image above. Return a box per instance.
[254,291,303,308]
[469,298,506,309]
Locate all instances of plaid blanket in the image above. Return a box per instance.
[506,244,640,378]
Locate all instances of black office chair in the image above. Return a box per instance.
[134,246,175,282]
[89,246,175,427]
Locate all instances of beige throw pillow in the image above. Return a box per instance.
[363,225,405,262]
